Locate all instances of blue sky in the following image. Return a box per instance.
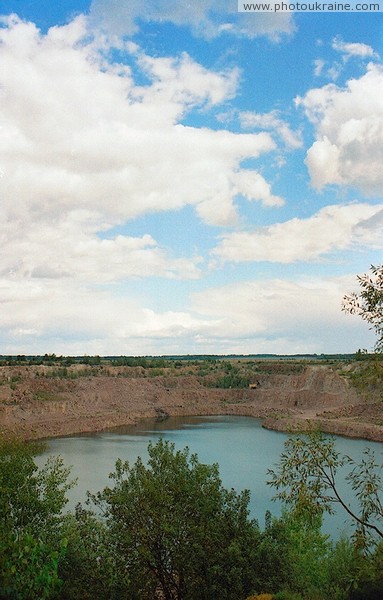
[0,1,382,355]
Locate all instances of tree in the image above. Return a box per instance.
[342,264,383,352]
[0,437,73,539]
[58,505,125,600]
[267,431,383,545]
[90,438,260,600]
[0,436,74,599]
[0,532,66,600]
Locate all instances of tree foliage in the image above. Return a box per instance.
[268,430,383,545]
[0,436,74,599]
[0,437,74,539]
[90,438,260,600]
[342,264,383,352]
[2,433,383,599]
[58,506,123,600]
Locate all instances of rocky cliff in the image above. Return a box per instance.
[0,362,382,441]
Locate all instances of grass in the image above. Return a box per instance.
[33,391,61,402]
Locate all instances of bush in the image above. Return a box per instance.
[209,373,250,388]
[0,437,74,599]
[90,439,260,599]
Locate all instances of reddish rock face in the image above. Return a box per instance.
[0,362,381,442]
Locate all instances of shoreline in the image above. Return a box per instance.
[5,401,383,445]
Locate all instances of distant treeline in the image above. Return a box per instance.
[165,353,358,361]
[0,352,360,367]
[0,354,170,368]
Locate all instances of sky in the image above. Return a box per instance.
[0,0,382,356]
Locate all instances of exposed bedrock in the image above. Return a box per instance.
[0,365,382,441]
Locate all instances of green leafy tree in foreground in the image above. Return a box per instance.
[342,264,383,353]
[267,431,383,599]
[342,265,383,398]
[254,509,367,600]
[58,505,123,600]
[90,438,260,600]
[0,436,74,599]
[267,430,383,544]
[0,532,66,600]
[3,434,383,599]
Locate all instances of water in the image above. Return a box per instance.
[40,415,383,538]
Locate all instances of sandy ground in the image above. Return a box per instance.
[0,362,382,442]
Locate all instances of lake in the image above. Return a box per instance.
[40,415,383,538]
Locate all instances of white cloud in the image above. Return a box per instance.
[313,59,325,77]
[212,203,383,263]
[0,277,222,355]
[1,13,379,358]
[191,275,375,353]
[193,278,343,334]
[332,36,378,61]
[0,14,280,289]
[312,58,342,82]
[0,15,291,355]
[240,110,302,149]
[232,170,284,207]
[0,217,202,282]
[297,63,383,194]
[0,272,374,356]
[326,64,342,82]
[89,0,295,41]
[313,39,379,86]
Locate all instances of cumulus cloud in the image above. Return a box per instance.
[89,0,295,41]
[0,217,202,282]
[0,14,280,287]
[212,203,383,263]
[0,14,289,354]
[297,63,383,194]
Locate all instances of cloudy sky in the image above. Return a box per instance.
[0,0,382,356]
